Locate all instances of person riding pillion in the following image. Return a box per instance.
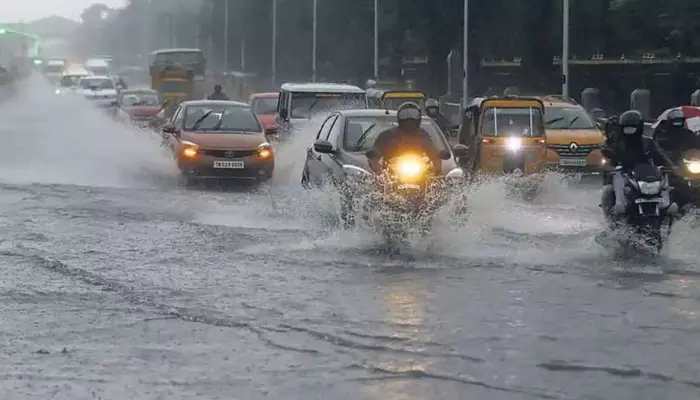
[367,102,441,174]
[425,98,451,134]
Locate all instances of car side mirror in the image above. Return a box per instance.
[163,124,178,135]
[279,108,289,120]
[313,139,334,154]
[451,144,469,158]
[439,149,451,160]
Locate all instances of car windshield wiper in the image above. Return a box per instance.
[353,123,377,151]
[566,116,581,127]
[190,110,213,130]
[545,117,565,126]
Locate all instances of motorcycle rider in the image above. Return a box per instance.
[368,102,441,174]
[601,109,673,218]
[653,107,700,164]
[425,98,451,134]
[206,84,230,100]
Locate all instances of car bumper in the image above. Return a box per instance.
[178,156,274,181]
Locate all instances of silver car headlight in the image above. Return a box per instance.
[638,181,661,195]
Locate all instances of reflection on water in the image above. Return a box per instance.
[672,278,699,321]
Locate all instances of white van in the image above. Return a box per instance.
[275,83,367,137]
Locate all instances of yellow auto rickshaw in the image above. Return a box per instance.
[367,89,426,110]
[459,96,547,177]
[152,67,193,118]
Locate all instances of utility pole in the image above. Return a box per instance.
[462,0,468,109]
[373,0,378,79]
[562,0,570,97]
[312,0,317,82]
[224,0,229,74]
[272,0,277,85]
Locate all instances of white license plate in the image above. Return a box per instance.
[559,158,587,166]
[213,160,244,169]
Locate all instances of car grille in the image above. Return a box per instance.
[548,144,599,156]
[200,149,257,158]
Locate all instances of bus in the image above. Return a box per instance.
[149,48,205,80]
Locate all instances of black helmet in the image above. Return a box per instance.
[214,84,223,91]
[667,107,685,128]
[618,110,644,136]
[397,102,422,122]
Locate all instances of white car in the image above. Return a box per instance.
[76,75,118,107]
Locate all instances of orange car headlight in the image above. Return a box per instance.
[180,141,199,159]
[257,143,273,160]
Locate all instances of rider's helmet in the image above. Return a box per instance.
[214,84,223,92]
[618,110,644,137]
[366,79,377,89]
[397,102,422,130]
[425,98,439,116]
[667,107,685,128]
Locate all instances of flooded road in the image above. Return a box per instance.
[1,78,700,399]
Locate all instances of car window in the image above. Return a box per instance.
[183,104,262,132]
[481,107,544,137]
[316,115,338,140]
[544,106,596,129]
[342,116,449,152]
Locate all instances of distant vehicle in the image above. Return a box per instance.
[85,58,112,76]
[76,75,118,108]
[161,100,274,184]
[249,92,279,137]
[56,71,90,94]
[276,82,367,138]
[43,59,67,82]
[150,48,205,80]
[116,88,165,130]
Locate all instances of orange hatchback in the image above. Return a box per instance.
[161,100,274,184]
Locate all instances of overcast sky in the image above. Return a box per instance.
[3,0,127,22]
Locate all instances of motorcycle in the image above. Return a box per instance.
[360,152,445,241]
[666,148,700,211]
[602,163,676,254]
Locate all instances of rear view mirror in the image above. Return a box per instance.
[451,144,469,158]
[313,139,333,154]
[279,108,289,120]
[162,124,178,135]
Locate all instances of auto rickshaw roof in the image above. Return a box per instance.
[467,96,545,110]
[380,91,426,99]
[280,82,365,94]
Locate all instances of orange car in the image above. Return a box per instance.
[249,92,279,136]
[162,100,274,183]
[540,96,605,175]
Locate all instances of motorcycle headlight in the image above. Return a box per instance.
[54,88,61,94]
[638,181,661,195]
[390,154,427,183]
[505,137,522,153]
[683,159,700,174]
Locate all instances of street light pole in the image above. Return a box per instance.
[272,0,277,85]
[462,0,468,109]
[224,0,229,74]
[312,0,317,82]
[562,0,570,97]
[373,0,378,79]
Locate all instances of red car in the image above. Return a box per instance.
[249,92,279,137]
[116,88,166,130]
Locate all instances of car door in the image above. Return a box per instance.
[306,114,338,186]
